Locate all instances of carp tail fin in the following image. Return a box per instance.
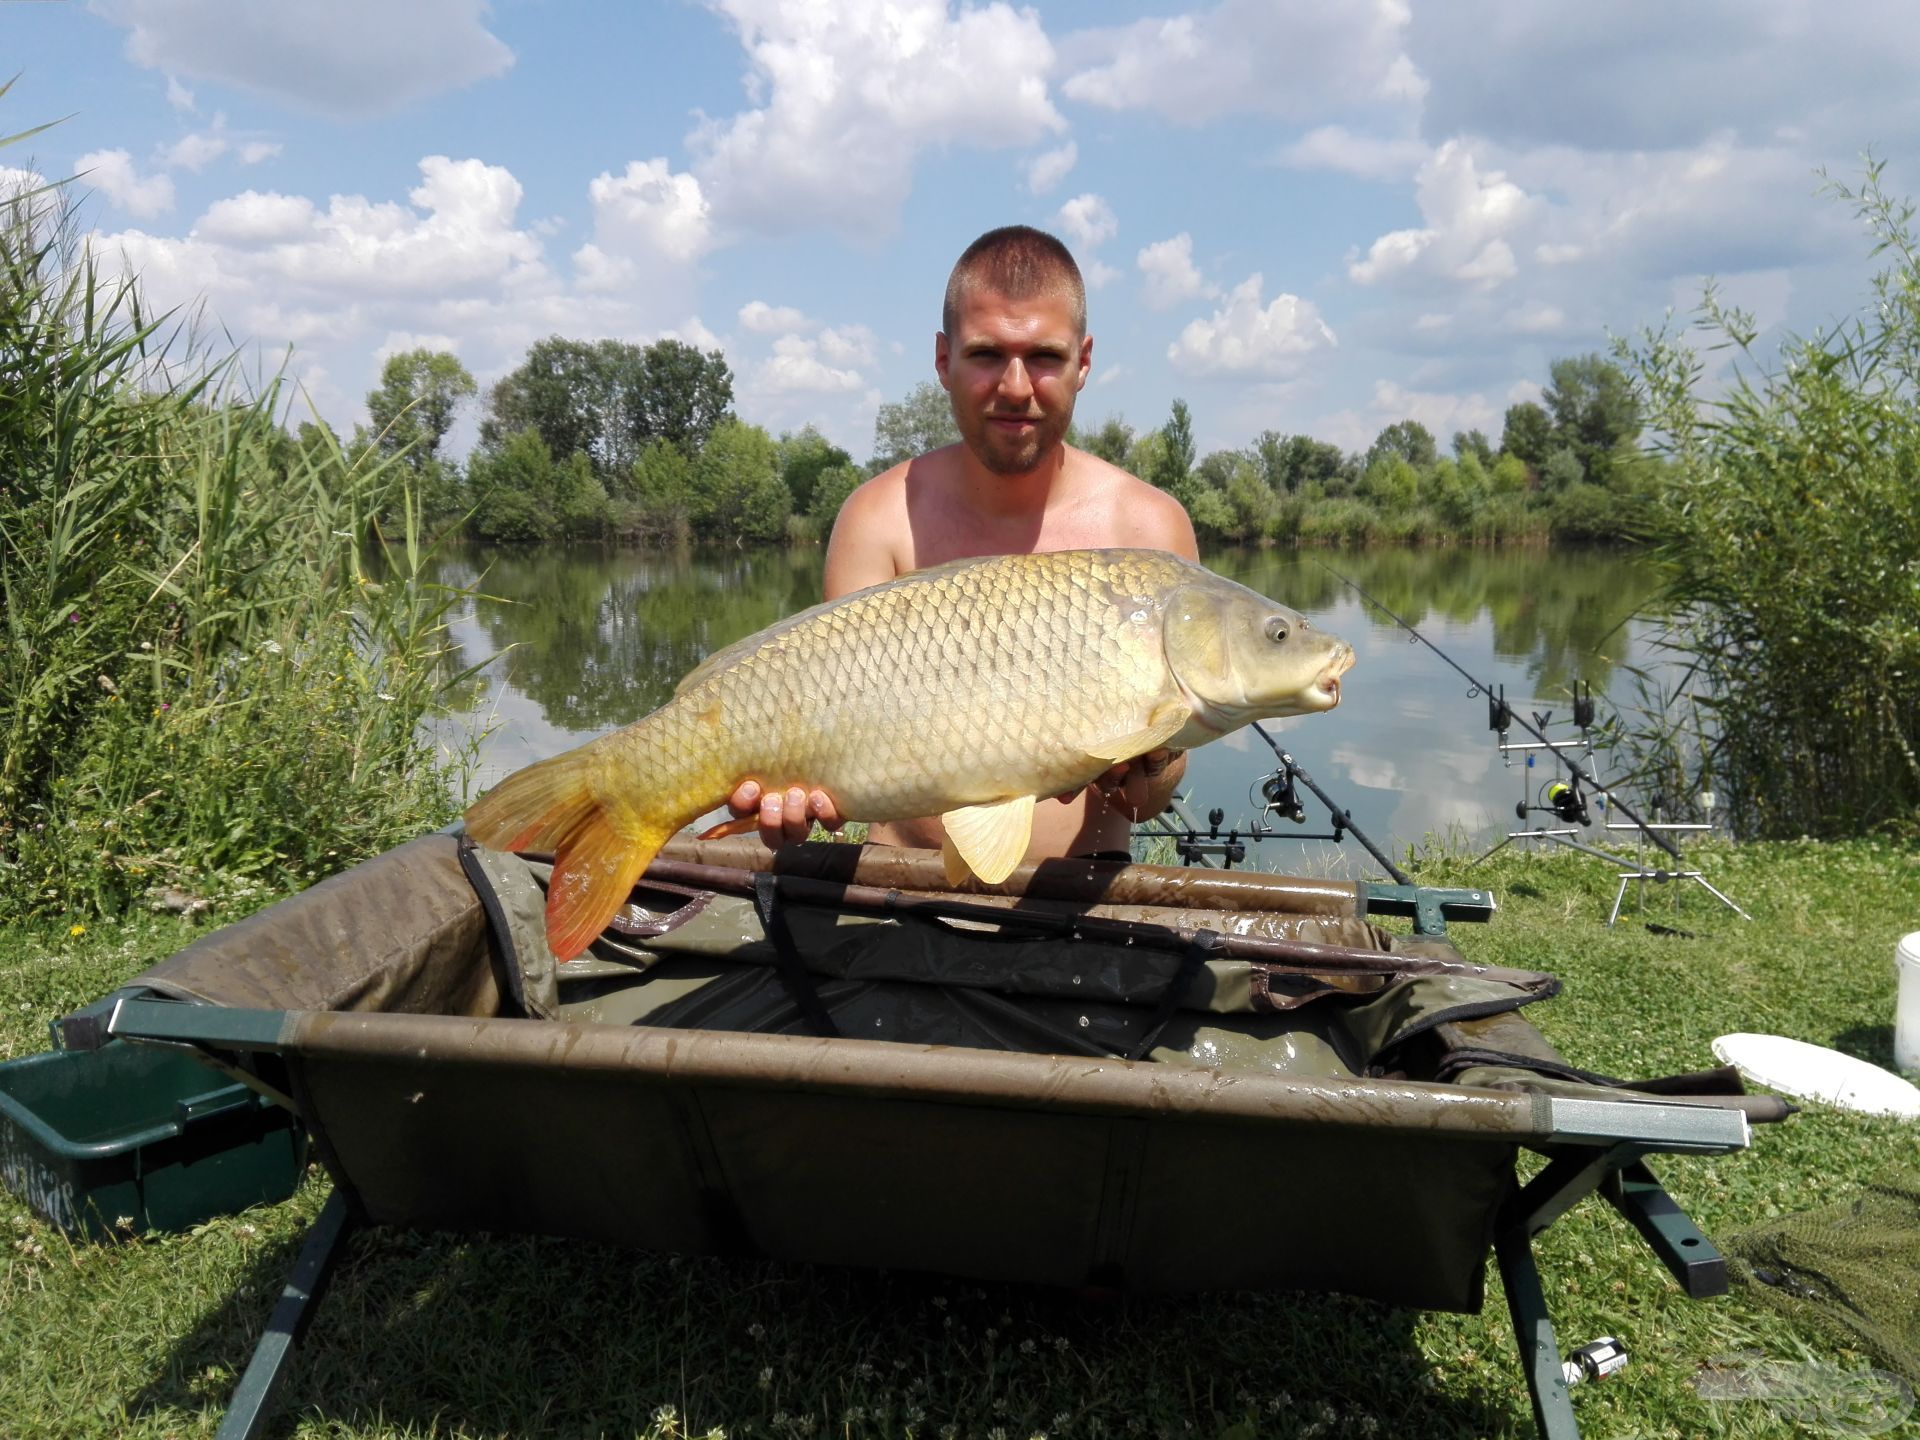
[464,749,667,961]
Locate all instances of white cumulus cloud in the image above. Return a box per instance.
[1061,0,1423,124]
[1276,125,1429,181]
[195,190,317,245]
[1348,140,1533,289]
[1136,232,1216,310]
[95,0,514,117]
[818,324,877,367]
[759,333,864,394]
[692,0,1063,236]
[163,130,228,171]
[76,149,175,218]
[582,158,711,264]
[1166,273,1335,377]
[1056,193,1117,249]
[1024,140,1078,195]
[738,300,810,334]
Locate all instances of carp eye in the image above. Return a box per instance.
[1265,617,1290,644]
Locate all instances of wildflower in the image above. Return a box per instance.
[1051,1414,1071,1433]
[1019,1338,1037,1355]
[1053,1336,1069,1354]
[844,1407,866,1424]
[69,923,85,937]
[748,1322,766,1340]
[758,1367,773,1390]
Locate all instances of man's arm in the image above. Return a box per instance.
[822,468,908,600]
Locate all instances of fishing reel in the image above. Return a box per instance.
[1259,769,1307,824]
[1516,774,1592,827]
[1255,765,1349,844]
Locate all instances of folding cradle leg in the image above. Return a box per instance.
[216,1188,355,1440]
[1494,1221,1581,1440]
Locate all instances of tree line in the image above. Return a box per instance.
[336,335,1653,548]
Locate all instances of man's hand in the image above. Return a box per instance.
[1060,748,1187,822]
[724,780,845,850]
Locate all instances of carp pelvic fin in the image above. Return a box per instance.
[463,749,663,961]
[940,794,1037,886]
[1082,699,1191,763]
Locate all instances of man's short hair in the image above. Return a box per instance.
[943,225,1086,338]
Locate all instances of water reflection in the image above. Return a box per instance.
[441,543,1664,866]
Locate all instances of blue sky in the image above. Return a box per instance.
[11,0,1920,461]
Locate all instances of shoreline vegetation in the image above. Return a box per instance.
[366,338,1658,552]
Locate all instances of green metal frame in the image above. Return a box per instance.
[105,996,1746,1440]
[213,1191,354,1440]
[1363,882,1497,937]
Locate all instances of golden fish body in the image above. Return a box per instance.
[465,549,1354,958]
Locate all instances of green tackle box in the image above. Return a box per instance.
[0,1005,307,1240]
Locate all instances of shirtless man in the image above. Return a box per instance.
[728,225,1199,860]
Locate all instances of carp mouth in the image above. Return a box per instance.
[1315,645,1356,707]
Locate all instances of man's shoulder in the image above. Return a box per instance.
[1065,447,1199,554]
[852,445,964,505]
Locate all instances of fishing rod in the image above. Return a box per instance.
[1314,559,1686,863]
[1134,726,1413,886]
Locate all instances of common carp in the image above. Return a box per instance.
[464,549,1355,959]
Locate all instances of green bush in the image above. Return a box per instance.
[1296,498,1378,546]
[0,169,473,919]
[1622,162,1920,838]
[1547,482,1635,543]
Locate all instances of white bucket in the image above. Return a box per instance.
[1898,931,1920,1074]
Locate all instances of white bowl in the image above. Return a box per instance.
[1712,1032,1920,1119]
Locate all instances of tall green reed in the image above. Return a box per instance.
[1618,160,1920,839]
[1,134,477,920]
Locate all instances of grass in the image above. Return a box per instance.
[1,837,1916,1439]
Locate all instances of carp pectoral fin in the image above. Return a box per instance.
[939,831,969,888]
[695,815,762,841]
[940,794,1037,885]
[1082,699,1191,763]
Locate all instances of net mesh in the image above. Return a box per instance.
[1724,1163,1920,1384]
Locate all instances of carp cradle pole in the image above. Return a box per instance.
[638,858,1527,983]
[1313,559,1685,863]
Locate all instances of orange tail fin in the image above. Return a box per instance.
[464,751,670,961]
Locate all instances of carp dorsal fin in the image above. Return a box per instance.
[940,794,1037,885]
[1082,698,1191,763]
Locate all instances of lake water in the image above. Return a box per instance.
[435,544,1671,876]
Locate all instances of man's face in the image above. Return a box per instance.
[935,285,1092,477]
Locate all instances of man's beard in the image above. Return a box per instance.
[962,399,1075,477]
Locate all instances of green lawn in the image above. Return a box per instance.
[2,838,1915,1439]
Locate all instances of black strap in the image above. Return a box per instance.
[752,871,840,1038]
[458,835,534,1019]
[1125,929,1223,1062]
